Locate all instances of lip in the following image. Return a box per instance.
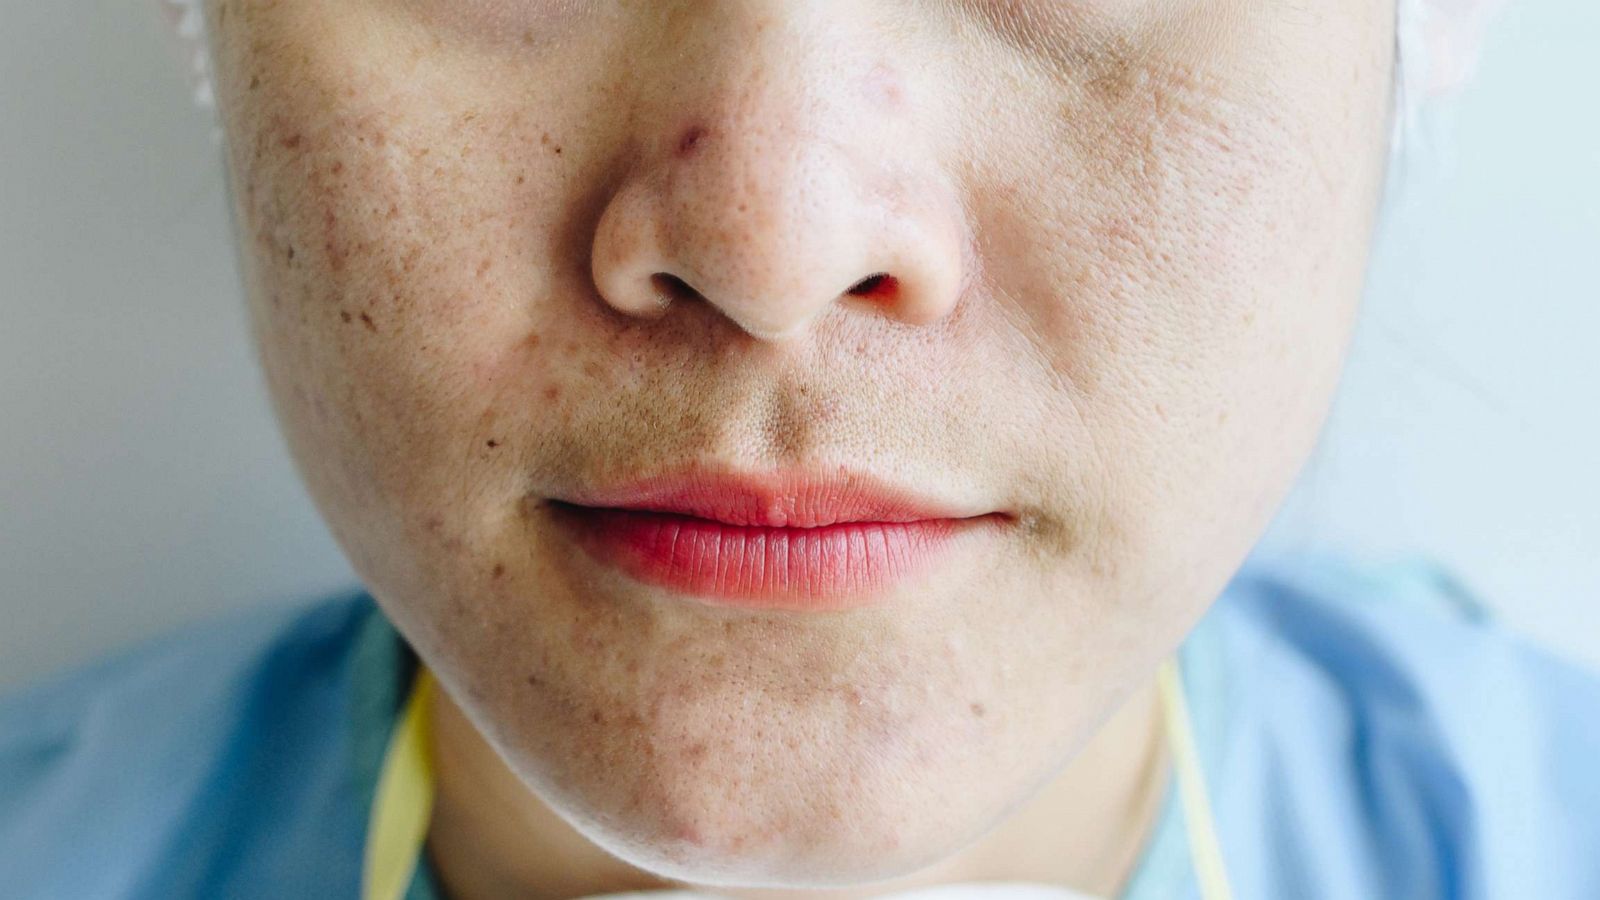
[542,467,1008,610]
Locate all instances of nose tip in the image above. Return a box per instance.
[590,121,969,342]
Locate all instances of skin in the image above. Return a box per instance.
[203,0,1394,896]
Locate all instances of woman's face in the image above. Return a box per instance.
[207,0,1392,884]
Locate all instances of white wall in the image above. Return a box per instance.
[2,1,1596,691]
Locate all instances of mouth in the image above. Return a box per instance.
[540,467,1011,611]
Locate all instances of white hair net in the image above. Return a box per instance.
[159,0,1508,170]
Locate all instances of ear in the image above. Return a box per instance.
[1416,0,1513,98]
[157,0,214,109]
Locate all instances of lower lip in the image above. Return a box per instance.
[548,504,987,610]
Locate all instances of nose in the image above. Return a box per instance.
[590,7,971,343]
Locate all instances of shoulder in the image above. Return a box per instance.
[1203,551,1600,898]
[0,588,382,897]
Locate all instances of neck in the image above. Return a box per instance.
[424,674,1169,900]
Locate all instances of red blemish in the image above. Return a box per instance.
[331,160,344,175]
[542,385,561,401]
[677,125,707,157]
[359,312,376,331]
[280,133,303,149]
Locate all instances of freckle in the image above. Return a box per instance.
[248,74,260,90]
[590,710,604,725]
[969,702,986,718]
[280,133,303,149]
[522,30,535,46]
[340,310,352,324]
[477,256,492,278]
[491,562,505,579]
[285,244,295,261]
[486,439,499,448]
[543,385,561,402]
[540,133,550,145]
[522,331,541,350]
[331,160,344,175]
[526,673,541,688]
[360,311,376,331]
[553,146,562,155]
[515,174,526,185]
[387,203,399,219]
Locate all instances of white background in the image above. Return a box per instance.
[1,1,1596,690]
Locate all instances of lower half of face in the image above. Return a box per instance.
[209,0,1393,883]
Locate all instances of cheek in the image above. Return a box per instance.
[229,93,576,553]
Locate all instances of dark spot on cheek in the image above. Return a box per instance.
[280,133,303,150]
[969,702,986,718]
[543,385,561,402]
[522,331,541,350]
[677,125,707,157]
[491,562,505,579]
[340,310,352,324]
[331,160,344,175]
[527,673,541,688]
[286,244,295,262]
[248,74,260,90]
[359,312,377,332]
[486,439,500,448]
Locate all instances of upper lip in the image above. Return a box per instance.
[547,465,1001,528]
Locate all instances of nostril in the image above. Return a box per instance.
[650,273,699,307]
[847,273,898,300]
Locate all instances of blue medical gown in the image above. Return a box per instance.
[2,552,1597,899]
